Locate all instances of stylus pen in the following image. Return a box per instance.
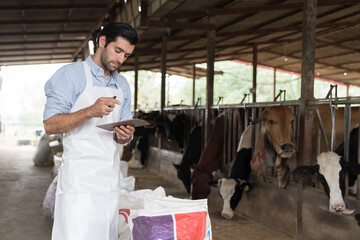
[101,96,117,118]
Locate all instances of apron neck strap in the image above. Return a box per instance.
[83,61,93,87]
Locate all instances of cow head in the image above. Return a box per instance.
[190,166,213,200]
[295,151,357,215]
[154,113,187,148]
[251,106,297,188]
[209,178,252,219]
[173,164,191,193]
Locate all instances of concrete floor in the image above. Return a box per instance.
[0,144,53,240]
[0,144,293,240]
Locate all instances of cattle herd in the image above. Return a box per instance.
[122,106,360,227]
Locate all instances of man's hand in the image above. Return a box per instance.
[90,97,121,118]
[44,97,121,135]
[114,125,135,144]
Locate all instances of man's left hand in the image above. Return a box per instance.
[114,125,135,144]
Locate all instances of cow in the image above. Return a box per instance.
[155,112,188,149]
[209,125,253,219]
[120,111,159,164]
[334,125,360,194]
[251,106,297,189]
[191,113,225,200]
[173,124,202,193]
[294,151,358,215]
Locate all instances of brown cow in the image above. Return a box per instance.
[251,106,297,189]
[191,113,225,200]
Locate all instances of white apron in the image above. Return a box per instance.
[52,62,123,240]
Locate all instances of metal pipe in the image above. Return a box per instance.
[315,107,330,152]
[330,106,336,151]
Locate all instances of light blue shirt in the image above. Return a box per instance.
[43,56,132,122]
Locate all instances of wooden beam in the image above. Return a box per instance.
[205,18,216,142]
[0,30,89,37]
[0,4,107,10]
[72,0,119,61]
[299,0,317,169]
[167,0,359,19]
[140,19,216,31]
[273,68,277,101]
[252,44,257,102]
[0,52,73,58]
[0,57,71,64]
[0,39,83,45]
[298,2,317,237]
[0,19,98,25]
[264,49,360,75]
[134,53,139,112]
[139,19,360,44]
[193,64,196,106]
[161,35,167,112]
[0,47,78,52]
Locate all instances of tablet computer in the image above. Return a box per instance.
[96,119,150,131]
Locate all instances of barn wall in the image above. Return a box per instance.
[147,147,360,240]
[147,146,186,191]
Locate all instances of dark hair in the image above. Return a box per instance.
[96,22,139,48]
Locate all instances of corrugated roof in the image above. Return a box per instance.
[1,0,360,84]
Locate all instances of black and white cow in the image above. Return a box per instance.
[209,125,253,219]
[335,126,360,195]
[155,112,187,149]
[295,151,357,214]
[173,125,202,193]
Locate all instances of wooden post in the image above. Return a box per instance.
[192,64,196,106]
[134,53,139,112]
[299,0,317,166]
[161,35,167,113]
[252,44,257,103]
[273,68,277,100]
[205,18,215,142]
[297,0,317,239]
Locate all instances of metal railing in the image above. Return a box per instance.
[138,93,360,200]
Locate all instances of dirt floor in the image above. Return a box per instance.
[0,144,294,240]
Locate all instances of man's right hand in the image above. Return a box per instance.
[44,97,121,135]
[90,97,121,118]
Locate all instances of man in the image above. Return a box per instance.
[43,22,139,240]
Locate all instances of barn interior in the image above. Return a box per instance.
[1,0,360,240]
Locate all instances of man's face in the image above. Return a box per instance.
[99,36,135,73]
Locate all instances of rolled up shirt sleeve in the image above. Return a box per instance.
[43,63,85,121]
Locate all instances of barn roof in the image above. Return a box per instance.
[1,0,360,84]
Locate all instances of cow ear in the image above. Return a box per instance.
[339,158,352,172]
[294,165,319,176]
[208,179,220,187]
[173,164,181,170]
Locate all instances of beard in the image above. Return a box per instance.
[100,50,121,73]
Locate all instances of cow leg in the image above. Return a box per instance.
[121,136,139,162]
[275,156,290,189]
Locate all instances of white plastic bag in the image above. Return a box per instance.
[118,187,166,240]
[129,195,212,240]
[42,176,57,219]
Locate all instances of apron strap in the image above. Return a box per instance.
[83,61,93,87]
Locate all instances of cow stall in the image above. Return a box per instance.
[133,96,360,240]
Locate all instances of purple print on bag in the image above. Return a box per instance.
[132,215,175,240]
